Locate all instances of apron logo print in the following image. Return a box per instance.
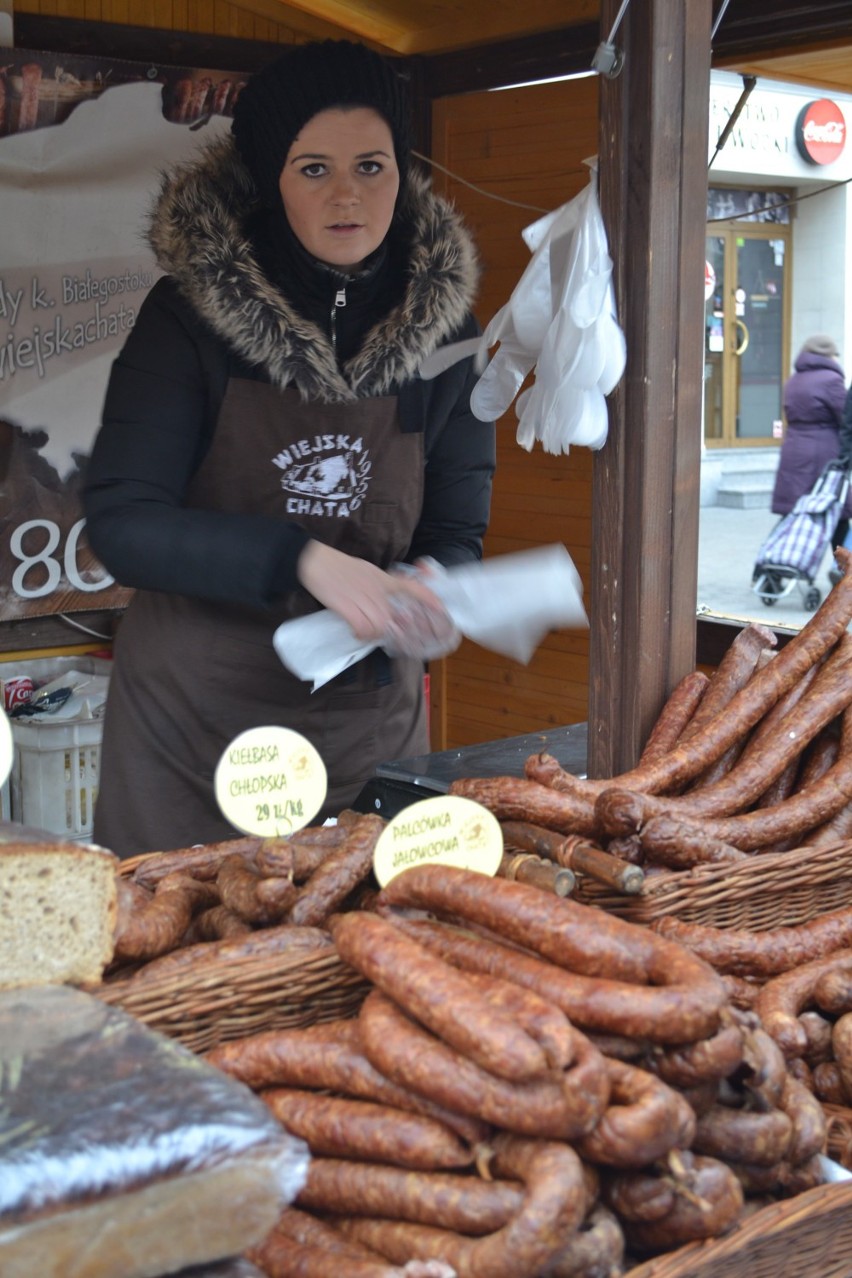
[272,435,371,518]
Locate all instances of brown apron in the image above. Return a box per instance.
[94,381,428,857]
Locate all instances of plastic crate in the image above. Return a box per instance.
[0,655,111,843]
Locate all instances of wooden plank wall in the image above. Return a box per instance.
[430,76,600,748]
[12,1,303,42]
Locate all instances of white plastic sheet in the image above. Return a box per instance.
[274,544,588,691]
[421,160,625,456]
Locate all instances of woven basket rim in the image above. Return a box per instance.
[575,837,852,924]
[626,1179,852,1277]
[637,838,852,898]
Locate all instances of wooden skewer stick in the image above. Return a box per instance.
[500,821,645,895]
[498,851,576,897]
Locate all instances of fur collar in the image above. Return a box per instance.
[147,136,480,402]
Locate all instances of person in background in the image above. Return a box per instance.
[83,39,495,857]
[770,334,850,583]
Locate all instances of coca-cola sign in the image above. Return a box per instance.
[795,98,846,165]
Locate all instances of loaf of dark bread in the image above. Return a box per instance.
[0,986,308,1278]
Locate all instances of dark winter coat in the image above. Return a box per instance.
[83,137,495,606]
[771,349,850,518]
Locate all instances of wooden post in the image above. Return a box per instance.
[588,0,712,776]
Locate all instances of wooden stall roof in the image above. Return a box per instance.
[203,0,852,80]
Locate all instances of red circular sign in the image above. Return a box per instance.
[795,99,846,165]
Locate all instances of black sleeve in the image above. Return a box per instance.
[406,316,496,567]
[841,386,852,465]
[82,279,310,608]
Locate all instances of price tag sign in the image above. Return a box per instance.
[373,794,503,888]
[0,709,12,794]
[214,726,327,837]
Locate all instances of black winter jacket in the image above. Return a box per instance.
[83,137,495,610]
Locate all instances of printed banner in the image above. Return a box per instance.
[0,49,236,619]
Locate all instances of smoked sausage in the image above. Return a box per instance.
[261,1088,476,1170]
[336,1133,588,1278]
[377,866,728,1044]
[358,990,609,1141]
[330,912,552,1083]
[298,1159,523,1235]
[654,908,852,979]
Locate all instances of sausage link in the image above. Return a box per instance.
[386,914,719,1047]
[537,1205,625,1278]
[129,836,262,888]
[737,1025,787,1110]
[832,1011,852,1102]
[779,1073,827,1166]
[734,660,820,766]
[574,1058,697,1167]
[647,1022,744,1088]
[729,1153,825,1198]
[799,1010,834,1066]
[597,738,852,846]
[288,814,386,927]
[720,974,763,1010]
[270,1205,388,1259]
[679,625,776,745]
[261,1088,475,1170]
[598,635,852,832]
[636,816,747,869]
[692,1102,792,1167]
[377,867,727,1044]
[206,1020,488,1146]
[814,964,852,1016]
[113,871,217,962]
[217,853,297,924]
[184,903,253,942]
[126,922,332,985]
[534,572,852,805]
[257,827,349,882]
[604,1153,744,1255]
[336,1133,589,1278]
[451,774,600,838]
[358,990,610,1141]
[680,1080,720,1118]
[755,949,852,1057]
[637,671,711,766]
[330,912,551,1082]
[298,1159,523,1235]
[602,1155,740,1252]
[787,1057,814,1090]
[654,908,852,979]
[252,1210,459,1277]
[812,1060,850,1105]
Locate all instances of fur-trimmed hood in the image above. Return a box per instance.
[146,136,480,403]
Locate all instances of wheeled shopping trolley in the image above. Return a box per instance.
[751,458,849,612]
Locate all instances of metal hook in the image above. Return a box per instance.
[592,0,629,77]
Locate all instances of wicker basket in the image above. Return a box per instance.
[573,839,852,928]
[625,1180,852,1278]
[92,852,371,1053]
[824,1103,852,1172]
[95,944,369,1053]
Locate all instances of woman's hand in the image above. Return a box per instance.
[296,541,458,658]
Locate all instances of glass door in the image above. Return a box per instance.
[704,226,789,446]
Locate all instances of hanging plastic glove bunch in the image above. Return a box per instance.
[420,159,626,456]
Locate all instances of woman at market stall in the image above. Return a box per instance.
[770,334,850,583]
[82,38,495,857]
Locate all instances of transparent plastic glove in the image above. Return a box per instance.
[380,561,462,661]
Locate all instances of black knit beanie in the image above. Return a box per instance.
[232,39,412,206]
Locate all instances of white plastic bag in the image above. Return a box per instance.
[421,159,625,456]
